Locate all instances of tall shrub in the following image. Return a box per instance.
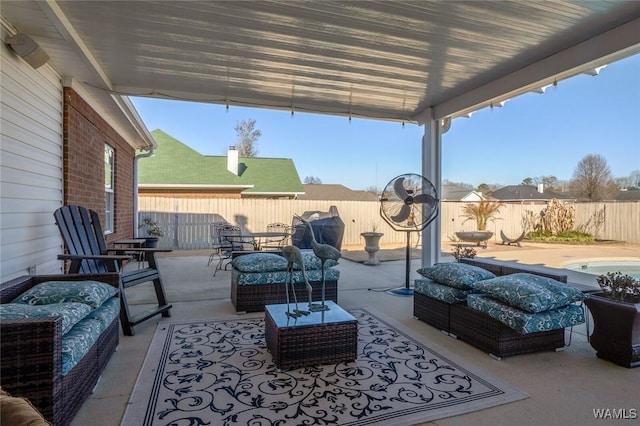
[539,199,574,234]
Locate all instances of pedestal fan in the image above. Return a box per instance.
[380,173,439,296]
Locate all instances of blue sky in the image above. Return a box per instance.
[131,53,639,191]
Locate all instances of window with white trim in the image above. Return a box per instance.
[105,144,114,233]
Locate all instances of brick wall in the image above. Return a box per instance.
[63,88,135,245]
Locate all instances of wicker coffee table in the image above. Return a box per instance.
[265,301,358,370]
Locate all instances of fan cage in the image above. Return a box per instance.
[380,173,439,231]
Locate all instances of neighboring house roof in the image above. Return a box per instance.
[139,130,304,196]
[441,184,485,201]
[297,184,379,201]
[615,189,640,201]
[491,185,570,202]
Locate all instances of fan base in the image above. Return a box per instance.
[386,287,414,297]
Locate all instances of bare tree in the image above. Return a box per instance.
[364,185,380,195]
[569,154,617,201]
[442,179,474,189]
[631,170,640,189]
[234,118,261,157]
[618,170,640,189]
[530,175,559,191]
[304,176,322,184]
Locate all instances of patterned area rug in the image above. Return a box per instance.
[122,309,527,425]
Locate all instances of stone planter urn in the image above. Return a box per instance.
[361,232,384,266]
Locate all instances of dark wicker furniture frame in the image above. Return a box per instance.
[231,278,338,313]
[0,273,121,426]
[265,301,358,370]
[414,258,573,359]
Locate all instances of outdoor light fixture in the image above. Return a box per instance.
[490,99,509,110]
[532,84,553,94]
[583,65,607,76]
[5,33,49,69]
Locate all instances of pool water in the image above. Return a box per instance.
[565,261,640,280]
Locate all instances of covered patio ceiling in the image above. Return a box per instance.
[2,0,640,142]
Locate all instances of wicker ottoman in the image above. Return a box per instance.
[265,301,358,370]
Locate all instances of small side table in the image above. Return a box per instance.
[114,239,147,267]
[265,301,358,370]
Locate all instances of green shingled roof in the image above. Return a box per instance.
[139,130,304,194]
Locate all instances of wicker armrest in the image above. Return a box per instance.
[0,274,121,303]
[0,317,63,398]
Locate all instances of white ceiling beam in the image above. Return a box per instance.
[429,17,640,122]
[37,0,112,90]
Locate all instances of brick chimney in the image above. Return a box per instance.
[227,146,238,175]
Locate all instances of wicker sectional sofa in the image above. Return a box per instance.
[0,274,121,426]
[414,258,586,359]
[231,251,339,313]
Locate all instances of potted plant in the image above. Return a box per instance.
[455,199,504,247]
[584,271,640,368]
[138,216,164,248]
[361,223,384,266]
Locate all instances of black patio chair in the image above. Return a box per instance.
[208,223,248,275]
[261,222,291,250]
[54,205,172,336]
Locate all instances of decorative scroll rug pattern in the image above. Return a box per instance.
[123,309,526,425]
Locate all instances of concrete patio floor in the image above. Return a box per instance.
[72,242,640,426]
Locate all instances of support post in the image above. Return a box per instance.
[418,108,443,268]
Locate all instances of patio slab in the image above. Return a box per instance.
[70,243,640,426]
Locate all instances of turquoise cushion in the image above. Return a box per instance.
[12,280,117,309]
[414,278,472,304]
[473,273,585,313]
[231,249,338,272]
[232,253,288,272]
[467,294,585,334]
[0,302,91,335]
[61,319,102,375]
[417,262,496,290]
[85,297,120,332]
[232,268,340,285]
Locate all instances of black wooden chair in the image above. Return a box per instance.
[54,205,172,336]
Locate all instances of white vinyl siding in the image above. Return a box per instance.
[1,41,64,281]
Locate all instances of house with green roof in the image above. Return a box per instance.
[138,130,304,199]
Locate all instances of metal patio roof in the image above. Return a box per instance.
[2,1,640,143]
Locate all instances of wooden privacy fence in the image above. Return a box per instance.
[138,197,640,250]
